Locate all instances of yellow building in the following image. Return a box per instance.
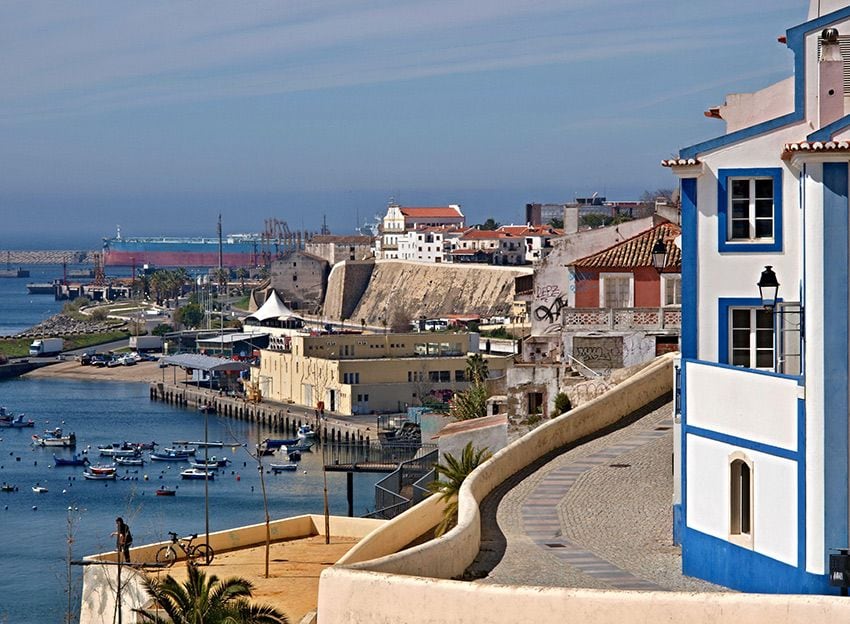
[254,332,509,415]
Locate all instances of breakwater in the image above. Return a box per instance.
[149,382,372,446]
[0,250,95,264]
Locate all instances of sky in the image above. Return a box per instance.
[0,0,808,248]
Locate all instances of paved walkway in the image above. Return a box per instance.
[476,399,724,592]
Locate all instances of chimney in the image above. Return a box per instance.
[819,28,845,128]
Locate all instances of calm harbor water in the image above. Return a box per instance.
[0,271,380,622]
[0,264,68,337]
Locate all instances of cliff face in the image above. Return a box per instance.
[326,259,530,325]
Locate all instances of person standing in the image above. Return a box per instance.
[112,517,133,562]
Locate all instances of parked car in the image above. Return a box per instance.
[91,354,109,367]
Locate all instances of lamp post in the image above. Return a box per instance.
[757,265,780,309]
[651,238,668,273]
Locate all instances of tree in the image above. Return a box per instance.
[640,188,675,204]
[449,382,489,421]
[135,563,288,624]
[174,303,205,329]
[477,218,500,231]
[554,392,572,416]
[427,442,492,536]
[152,323,173,336]
[464,354,489,384]
[548,218,564,229]
[236,268,250,294]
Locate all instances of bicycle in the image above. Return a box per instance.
[155,531,215,567]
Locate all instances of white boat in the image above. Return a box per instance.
[31,485,48,493]
[188,440,224,448]
[98,443,140,458]
[181,468,215,480]
[165,445,197,456]
[189,456,227,469]
[114,456,145,466]
[83,470,116,480]
[151,450,191,462]
[32,429,76,448]
[270,463,298,472]
[297,424,316,439]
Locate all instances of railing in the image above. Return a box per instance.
[325,443,437,472]
[561,307,681,331]
[564,352,609,383]
[365,449,438,519]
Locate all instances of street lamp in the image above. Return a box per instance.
[757,265,780,309]
[651,238,668,273]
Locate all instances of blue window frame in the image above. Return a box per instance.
[718,297,776,370]
[718,168,783,253]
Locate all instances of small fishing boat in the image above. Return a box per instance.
[198,404,216,414]
[31,485,48,493]
[180,468,215,480]
[88,464,117,475]
[282,440,314,453]
[189,456,228,469]
[150,450,191,462]
[1,483,17,492]
[155,486,176,496]
[114,456,145,466]
[287,450,302,462]
[53,454,89,467]
[261,437,299,449]
[0,413,35,428]
[165,445,197,456]
[83,470,116,480]
[270,463,298,473]
[32,429,76,448]
[297,424,316,438]
[98,443,140,458]
[131,441,158,450]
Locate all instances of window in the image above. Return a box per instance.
[730,308,774,369]
[718,168,783,252]
[729,454,753,547]
[600,273,633,308]
[661,274,682,307]
[455,370,465,382]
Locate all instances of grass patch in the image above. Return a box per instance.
[0,330,130,359]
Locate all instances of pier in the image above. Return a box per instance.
[148,382,373,446]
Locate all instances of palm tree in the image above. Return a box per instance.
[464,353,489,383]
[427,442,492,536]
[135,563,288,624]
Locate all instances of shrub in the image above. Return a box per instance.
[554,392,572,416]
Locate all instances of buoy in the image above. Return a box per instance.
[236,474,240,481]
[303,470,307,474]
[32,506,37,510]
[62,489,67,494]
[144,475,149,480]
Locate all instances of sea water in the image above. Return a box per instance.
[0,377,378,622]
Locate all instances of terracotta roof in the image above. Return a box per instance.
[782,140,850,158]
[661,158,701,167]
[573,222,681,269]
[459,229,512,240]
[498,225,561,236]
[399,206,463,218]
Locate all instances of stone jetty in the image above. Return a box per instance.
[0,250,95,264]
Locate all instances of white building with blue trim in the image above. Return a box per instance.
[665,0,850,594]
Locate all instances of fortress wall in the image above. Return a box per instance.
[323,260,376,321]
[345,260,531,325]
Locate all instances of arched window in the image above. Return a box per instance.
[730,453,754,546]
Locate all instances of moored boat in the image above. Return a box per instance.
[83,469,116,480]
[88,464,117,475]
[287,450,301,462]
[114,456,145,466]
[32,429,76,448]
[31,484,48,493]
[150,450,191,462]
[270,463,298,472]
[180,468,215,480]
[156,486,176,496]
[188,440,224,448]
[297,424,316,438]
[165,445,196,456]
[0,413,35,428]
[53,454,89,467]
[189,456,228,469]
[98,443,141,457]
[1,483,18,492]
[282,440,314,453]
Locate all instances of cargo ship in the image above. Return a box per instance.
[102,234,261,267]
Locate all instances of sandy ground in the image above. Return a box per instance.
[142,535,358,622]
[25,359,166,384]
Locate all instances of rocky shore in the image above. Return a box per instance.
[0,250,95,264]
[13,312,124,338]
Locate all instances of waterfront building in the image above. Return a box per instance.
[664,0,850,593]
[396,225,466,263]
[253,332,510,415]
[377,203,465,259]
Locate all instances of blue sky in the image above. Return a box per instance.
[1,0,806,247]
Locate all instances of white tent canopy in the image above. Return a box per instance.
[245,289,299,323]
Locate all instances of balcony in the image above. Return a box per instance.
[560,307,681,331]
